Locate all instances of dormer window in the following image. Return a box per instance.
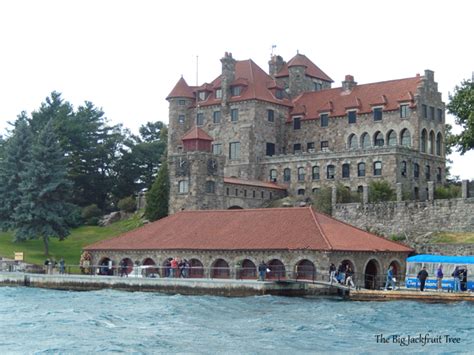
[275,89,283,99]
[231,86,241,96]
[198,91,207,101]
[215,89,222,99]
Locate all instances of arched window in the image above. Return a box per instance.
[297,167,305,181]
[342,163,350,178]
[436,132,442,156]
[425,164,431,180]
[401,161,407,177]
[297,188,305,195]
[421,129,427,153]
[178,180,189,193]
[205,181,215,193]
[373,161,382,176]
[312,187,320,194]
[401,129,411,147]
[437,167,442,182]
[327,165,335,179]
[414,163,420,178]
[361,133,371,149]
[312,166,320,180]
[283,168,291,182]
[357,162,366,177]
[429,131,435,154]
[374,131,384,147]
[269,169,277,182]
[357,185,364,194]
[348,134,358,149]
[387,130,397,146]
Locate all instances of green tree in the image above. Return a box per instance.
[13,120,74,256]
[447,79,474,154]
[312,186,333,215]
[369,180,395,202]
[145,162,169,221]
[0,115,33,231]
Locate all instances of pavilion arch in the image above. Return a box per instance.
[400,128,411,147]
[228,205,243,210]
[386,130,397,146]
[295,259,316,280]
[188,258,204,278]
[429,130,435,154]
[98,257,113,276]
[436,132,443,156]
[119,257,134,275]
[388,259,403,278]
[363,257,382,290]
[267,259,286,280]
[338,259,356,274]
[238,259,257,279]
[420,129,428,152]
[142,257,159,277]
[348,133,358,149]
[360,132,371,149]
[211,258,230,279]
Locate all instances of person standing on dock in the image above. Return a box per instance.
[384,265,396,291]
[452,266,461,292]
[59,258,65,274]
[258,261,268,281]
[345,266,355,288]
[329,263,337,284]
[436,265,443,291]
[417,266,429,291]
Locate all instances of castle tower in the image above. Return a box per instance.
[220,52,236,107]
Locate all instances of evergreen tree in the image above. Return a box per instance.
[13,120,74,256]
[0,115,33,231]
[145,161,169,221]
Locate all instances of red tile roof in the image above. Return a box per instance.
[224,177,287,191]
[276,53,333,82]
[84,207,413,253]
[181,127,213,141]
[288,76,421,122]
[166,77,195,99]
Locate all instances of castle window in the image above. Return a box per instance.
[213,111,221,124]
[436,132,442,156]
[307,142,315,152]
[231,109,239,122]
[422,104,428,119]
[429,106,435,120]
[206,181,215,193]
[231,86,241,96]
[267,109,274,122]
[229,142,240,160]
[261,191,265,198]
[178,115,185,124]
[421,129,427,153]
[320,113,329,127]
[348,111,357,124]
[293,143,301,153]
[425,165,431,180]
[327,165,335,179]
[401,129,411,147]
[312,188,320,194]
[269,169,277,182]
[400,104,409,118]
[437,167,442,182]
[244,190,247,197]
[414,163,420,178]
[198,92,207,101]
[373,161,382,176]
[357,185,364,194]
[235,189,239,196]
[357,162,366,177]
[253,190,256,198]
[298,167,305,181]
[387,130,397,146]
[361,133,370,149]
[275,89,283,99]
[212,143,222,155]
[342,164,350,178]
[283,168,291,182]
[321,141,329,152]
[178,99,186,106]
[437,108,443,123]
[297,189,305,195]
[226,187,230,196]
[215,89,222,99]
[196,113,204,126]
[401,161,407,177]
[313,82,322,91]
[373,107,383,121]
[374,131,384,147]
[266,143,275,156]
[348,134,358,149]
[312,166,320,180]
[178,180,189,194]
[293,116,301,130]
[429,131,435,154]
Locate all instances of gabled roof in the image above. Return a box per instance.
[289,76,421,121]
[181,127,213,141]
[84,207,413,253]
[276,53,333,82]
[224,177,287,191]
[166,77,195,99]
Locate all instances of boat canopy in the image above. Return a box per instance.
[407,254,474,265]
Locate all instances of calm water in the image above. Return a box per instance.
[0,287,473,354]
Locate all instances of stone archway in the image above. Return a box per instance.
[295,259,316,281]
[238,259,256,279]
[228,205,243,210]
[119,257,133,276]
[189,258,204,278]
[98,257,113,276]
[142,257,158,277]
[211,258,230,279]
[267,259,286,280]
[389,260,402,279]
[364,259,381,290]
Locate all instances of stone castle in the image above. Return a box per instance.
[166,52,446,213]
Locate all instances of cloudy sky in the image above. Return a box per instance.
[0,0,473,178]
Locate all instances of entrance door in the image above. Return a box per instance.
[364,259,380,289]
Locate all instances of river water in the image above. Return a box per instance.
[0,287,472,353]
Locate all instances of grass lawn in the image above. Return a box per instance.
[0,213,144,271]
[432,232,474,244]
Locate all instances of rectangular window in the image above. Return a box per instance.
[320,113,328,127]
[400,104,409,118]
[267,109,274,122]
[414,163,419,178]
[342,164,350,178]
[244,190,247,197]
[235,189,238,196]
[373,108,383,121]
[178,180,189,194]
[275,89,283,99]
[198,92,206,101]
[212,143,222,155]
[313,82,322,91]
[231,86,241,96]
[422,104,427,119]
[293,116,301,130]
[266,143,275,156]
[215,89,222,99]
[293,143,301,153]
[178,99,186,105]
[307,142,315,152]
[261,191,264,199]
[229,142,240,160]
[178,115,185,124]
[253,190,256,198]
[348,111,357,124]
[429,106,435,120]
[213,111,221,124]
[321,141,329,152]
[437,108,443,122]
[231,109,239,122]
[226,187,229,196]
[196,113,204,125]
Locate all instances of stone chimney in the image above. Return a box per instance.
[342,75,357,91]
[268,55,285,78]
[220,52,236,106]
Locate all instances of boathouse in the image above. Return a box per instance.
[83,207,413,289]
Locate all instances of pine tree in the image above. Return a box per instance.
[13,120,74,256]
[145,161,169,221]
[0,115,33,231]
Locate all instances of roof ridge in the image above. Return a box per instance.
[308,207,333,250]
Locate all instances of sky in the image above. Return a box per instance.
[0,0,473,179]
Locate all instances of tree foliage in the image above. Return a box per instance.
[447,79,474,154]
[369,180,395,202]
[118,196,137,213]
[145,161,169,221]
[311,186,333,215]
[434,184,461,199]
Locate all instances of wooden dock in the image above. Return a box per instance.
[349,289,474,302]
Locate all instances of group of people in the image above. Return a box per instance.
[416,264,469,292]
[163,258,191,278]
[329,263,355,288]
[43,258,66,274]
